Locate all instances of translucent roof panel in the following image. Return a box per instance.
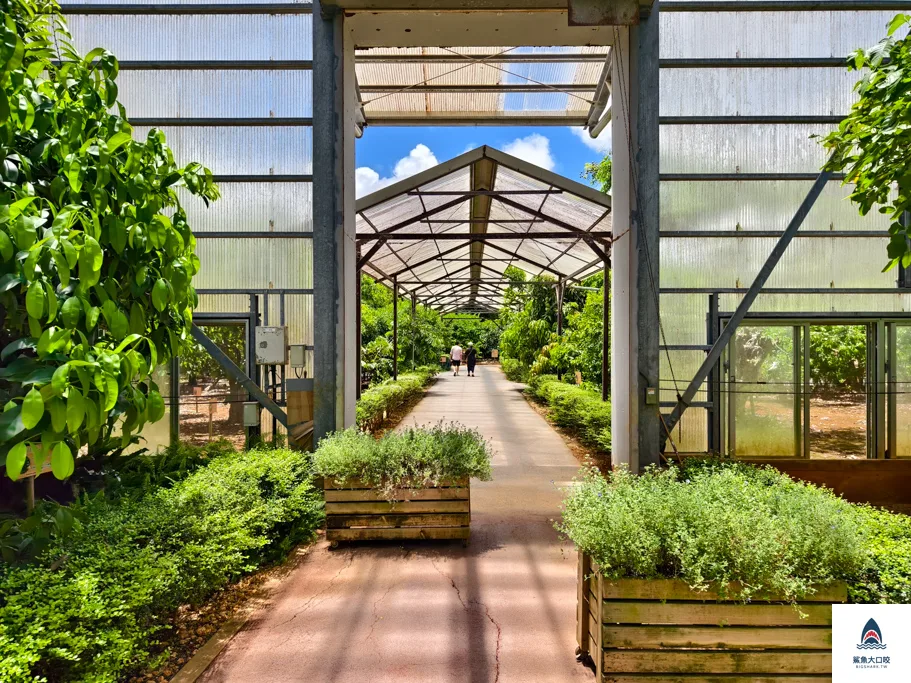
[356,46,609,126]
[356,146,611,311]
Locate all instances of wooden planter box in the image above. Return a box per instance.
[576,553,846,682]
[324,476,470,545]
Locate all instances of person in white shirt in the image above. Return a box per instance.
[450,344,463,376]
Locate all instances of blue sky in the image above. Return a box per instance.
[354,126,611,197]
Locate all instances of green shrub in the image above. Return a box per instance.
[526,375,611,452]
[0,448,322,683]
[356,367,437,431]
[848,505,911,604]
[500,358,529,383]
[559,464,866,603]
[314,423,493,499]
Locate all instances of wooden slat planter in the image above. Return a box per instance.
[576,552,845,682]
[324,476,470,545]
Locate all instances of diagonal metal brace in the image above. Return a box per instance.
[661,169,833,440]
[190,323,289,428]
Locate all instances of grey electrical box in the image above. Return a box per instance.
[255,326,288,365]
[289,345,306,368]
[242,402,260,427]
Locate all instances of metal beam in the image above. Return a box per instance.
[130,118,312,127]
[374,195,469,235]
[392,276,398,381]
[661,173,845,181]
[356,52,611,64]
[196,232,314,239]
[661,0,911,9]
[662,170,833,439]
[660,115,845,124]
[663,230,890,238]
[387,243,467,279]
[408,190,563,196]
[190,324,290,428]
[113,60,314,70]
[365,113,591,126]
[660,57,848,68]
[357,241,385,269]
[61,3,312,14]
[360,83,597,93]
[482,241,563,277]
[357,232,612,242]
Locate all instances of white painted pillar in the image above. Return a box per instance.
[340,23,357,428]
[610,27,636,473]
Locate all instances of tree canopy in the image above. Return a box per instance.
[1,0,218,480]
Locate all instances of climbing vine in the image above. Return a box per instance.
[0,0,218,480]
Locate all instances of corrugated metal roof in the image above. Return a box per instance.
[357,146,611,312]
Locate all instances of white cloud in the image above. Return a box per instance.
[571,126,612,155]
[355,144,439,197]
[502,133,555,171]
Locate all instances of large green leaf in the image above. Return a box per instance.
[151,278,169,312]
[50,441,74,480]
[48,396,66,433]
[25,280,45,319]
[21,387,44,429]
[147,389,165,422]
[0,230,13,261]
[61,296,82,329]
[5,442,27,480]
[66,389,85,432]
[78,235,103,287]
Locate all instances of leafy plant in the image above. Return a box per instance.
[314,422,493,499]
[848,504,911,604]
[355,367,437,432]
[500,357,529,383]
[809,325,866,392]
[582,154,612,194]
[0,0,218,480]
[559,463,867,603]
[820,14,911,270]
[527,374,611,452]
[0,446,321,683]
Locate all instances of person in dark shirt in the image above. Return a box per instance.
[465,342,478,377]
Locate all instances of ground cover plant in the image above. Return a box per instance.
[560,460,911,605]
[0,446,322,683]
[314,423,493,499]
[527,374,611,453]
[355,366,437,432]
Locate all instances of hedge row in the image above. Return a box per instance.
[356,367,437,432]
[0,448,323,683]
[526,374,611,453]
[500,358,529,383]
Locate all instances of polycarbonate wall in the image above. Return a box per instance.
[659,4,909,452]
[61,1,315,443]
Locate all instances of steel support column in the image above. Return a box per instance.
[556,279,565,335]
[602,258,610,401]
[393,276,399,380]
[411,294,417,370]
[356,255,362,399]
[314,0,357,441]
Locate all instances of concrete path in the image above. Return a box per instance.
[202,365,591,683]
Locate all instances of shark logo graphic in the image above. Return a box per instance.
[858,618,887,650]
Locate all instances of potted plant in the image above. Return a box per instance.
[314,423,493,546]
[560,463,864,681]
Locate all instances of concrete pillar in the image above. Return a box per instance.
[610,10,661,473]
[392,277,398,381]
[313,1,357,441]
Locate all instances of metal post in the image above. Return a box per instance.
[662,169,832,439]
[707,293,720,453]
[169,354,180,446]
[411,293,417,370]
[247,294,261,444]
[356,260,362,399]
[313,0,357,441]
[556,279,564,335]
[602,259,610,401]
[392,276,398,381]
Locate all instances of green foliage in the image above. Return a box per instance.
[0,447,321,683]
[809,325,866,392]
[179,325,244,385]
[102,438,236,495]
[559,464,866,602]
[355,367,437,431]
[848,504,911,604]
[500,357,529,383]
[582,154,612,194]
[361,336,394,384]
[821,14,911,270]
[526,374,611,452]
[0,0,218,480]
[314,423,493,499]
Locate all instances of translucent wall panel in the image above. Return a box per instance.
[661,124,834,174]
[662,237,892,290]
[657,293,710,346]
[181,183,312,234]
[661,181,891,232]
[718,293,911,315]
[196,294,251,315]
[660,11,897,59]
[132,127,312,176]
[66,15,312,61]
[195,239,313,290]
[117,71,313,118]
[660,68,857,117]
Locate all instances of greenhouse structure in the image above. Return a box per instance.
[60,0,911,505]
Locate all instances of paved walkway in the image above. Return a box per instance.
[202,365,591,683]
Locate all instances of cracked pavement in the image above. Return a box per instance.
[201,367,593,683]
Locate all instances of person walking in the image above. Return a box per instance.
[450,343,463,376]
[465,342,477,377]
